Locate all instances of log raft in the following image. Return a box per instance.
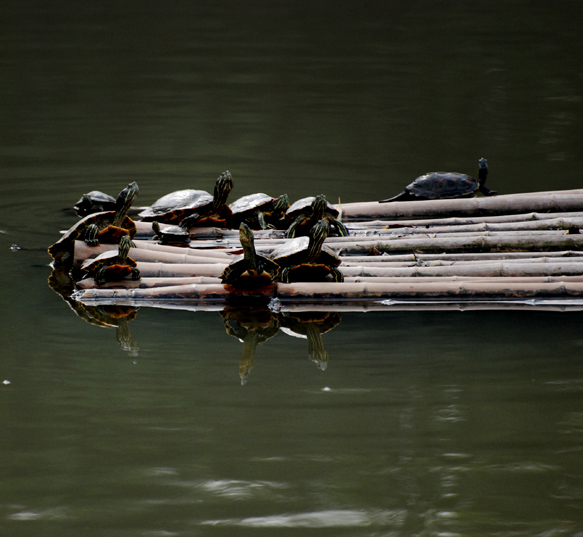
[67,188,583,307]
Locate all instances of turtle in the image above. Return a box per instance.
[74,190,117,217]
[228,193,290,230]
[285,194,349,238]
[139,171,234,226]
[220,222,280,288]
[379,158,496,202]
[152,220,191,246]
[80,235,141,285]
[270,218,344,283]
[49,181,139,267]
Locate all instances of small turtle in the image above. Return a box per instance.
[220,222,280,288]
[270,218,344,283]
[81,235,141,285]
[140,171,234,226]
[49,182,139,267]
[379,158,496,202]
[74,190,117,217]
[285,194,348,238]
[152,220,191,246]
[228,193,290,230]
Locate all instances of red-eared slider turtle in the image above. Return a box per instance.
[152,220,191,246]
[74,190,117,217]
[285,194,348,238]
[379,158,496,202]
[140,171,234,226]
[228,193,289,230]
[270,218,344,283]
[49,182,139,267]
[220,222,280,288]
[80,235,140,285]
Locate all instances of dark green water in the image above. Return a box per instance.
[1,1,583,535]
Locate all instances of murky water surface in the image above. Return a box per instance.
[1,1,582,535]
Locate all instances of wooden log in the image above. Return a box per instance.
[74,279,583,304]
[72,241,232,268]
[76,276,221,289]
[339,189,583,221]
[132,261,227,278]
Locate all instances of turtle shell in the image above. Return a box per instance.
[81,249,138,274]
[152,222,191,246]
[74,190,117,217]
[281,262,344,283]
[48,211,136,266]
[269,236,341,268]
[139,189,213,223]
[406,172,479,199]
[220,252,280,288]
[286,196,339,219]
[229,193,274,216]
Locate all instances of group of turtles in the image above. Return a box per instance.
[49,159,496,288]
[49,170,349,287]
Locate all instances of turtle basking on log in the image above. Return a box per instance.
[379,158,496,202]
[285,194,349,238]
[80,235,141,286]
[220,222,280,288]
[270,218,344,283]
[49,181,139,267]
[74,190,117,217]
[152,221,191,246]
[228,193,290,230]
[140,171,234,227]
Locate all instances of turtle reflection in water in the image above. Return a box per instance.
[48,269,140,357]
[379,157,496,202]
[221,307,280,384]
[280,311,342,370]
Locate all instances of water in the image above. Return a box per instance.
[1,1,583,535]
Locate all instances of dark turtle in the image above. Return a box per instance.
[49,182,139,267]
[140,171,234,226]
[221,306,280,384]
[80,235,141,285]
[379,158,496,202]
[285,194,348,238]
[270,218,343,283]
[152,220,191,246]
[74,190,117,217]
[220,222,280,288]
[228,193,289,230]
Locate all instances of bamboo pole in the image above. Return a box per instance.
[339,190,583,221]
[76,276,221,289]
[74,279,583,303]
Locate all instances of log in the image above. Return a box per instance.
[339,189,583,221]
[74,279,583,304]
[131,261,227,278]
[76,276,221,289]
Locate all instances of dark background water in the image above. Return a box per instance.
[1,1,583,535]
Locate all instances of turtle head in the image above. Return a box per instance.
[213,171,234,210]
[116,181,139,216]
[152,220,161,237]
[311,194,328,218]
[239,222,255,252]
[306,218,330,262]
[478,158,488,185]
[273,193,290,213]
[118,234,134,260]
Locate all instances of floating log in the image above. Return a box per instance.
[75,279,583,304]
[339,189,583,221]
[76,276,221,289]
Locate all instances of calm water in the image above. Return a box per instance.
[1,1,583,535]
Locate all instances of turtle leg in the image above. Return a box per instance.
[180,213,201,230]
[95,266,108,286]
[84,224,100,246]
[328,217,349,237]
[257,211,269,230]
[330,268,344,282]
[131,268,141,281]
[279,266,292,283]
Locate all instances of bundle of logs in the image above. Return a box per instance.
[49,179,583,306]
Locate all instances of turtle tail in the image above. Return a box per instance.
[379,190,412,203]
